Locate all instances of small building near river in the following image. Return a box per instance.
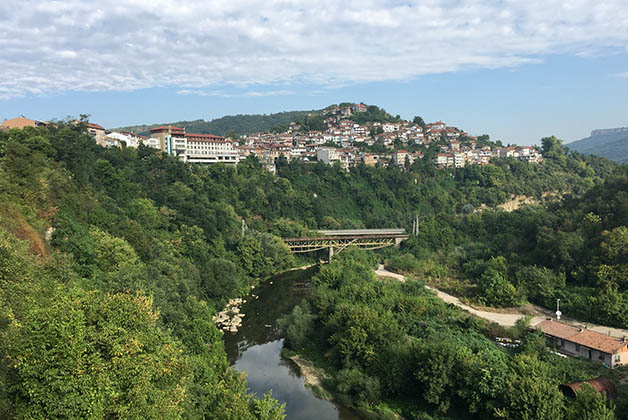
[537,319,628,368]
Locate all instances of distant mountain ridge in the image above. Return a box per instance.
[567,127,628,164]
[114,109,318,137]
[590,127,628,137]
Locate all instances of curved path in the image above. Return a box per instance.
[375,265,628,336]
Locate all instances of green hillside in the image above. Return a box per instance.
[115,110,317,137]
[567,128,628,163]
[113,103,404,137]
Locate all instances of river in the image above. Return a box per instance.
[223,266,361,420]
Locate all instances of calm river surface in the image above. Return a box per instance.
[223,267,360,420]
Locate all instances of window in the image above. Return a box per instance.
[599,352,606,361]
[575,344,580,352]
[559,339,565,347]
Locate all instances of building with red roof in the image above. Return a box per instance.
[537,319,628,368]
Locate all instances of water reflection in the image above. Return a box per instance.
[223,267,360,420]
[234,339,352,419]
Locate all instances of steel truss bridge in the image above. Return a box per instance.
[282,229,409,260]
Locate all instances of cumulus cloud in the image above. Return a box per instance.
[1,0,627,99]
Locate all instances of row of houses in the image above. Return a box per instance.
[2,114,541,172]
[434,141,542,168]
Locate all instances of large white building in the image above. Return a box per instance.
[185,133,239,164]
[149,126,239,165]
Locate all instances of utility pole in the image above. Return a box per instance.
[556,299,562,321]
[412,214,419,236]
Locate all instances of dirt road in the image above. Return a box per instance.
[375,265,628,336]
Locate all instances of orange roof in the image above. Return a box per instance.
[186,133,226,141]
[2,116,37,129]
[150,125,185,134]
[537,320,628,354]
[86,122,105,131]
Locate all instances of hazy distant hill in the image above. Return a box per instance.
[114,110,317,137]
[567,127,628,163]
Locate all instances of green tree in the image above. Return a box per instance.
[541,136,565,158]
[477,257,520,307]
[335,368,381,405]
[515,266,565,302]
[279,303,316,350]
[412,116,426,128]
[497,354,565,420]
[89,227,139,272]
[4,291,188,419]
[565,383,615,420]
[237,235,268,277]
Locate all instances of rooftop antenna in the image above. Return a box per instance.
[556,298,562,321]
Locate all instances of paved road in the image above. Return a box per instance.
[375,265,628,336]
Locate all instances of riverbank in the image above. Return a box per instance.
[283,352,337,402]
[284,351,405,420]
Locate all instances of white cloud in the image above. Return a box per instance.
[176,89,295,97]
[614,71,628,78]
[176,89,213,96]
[1,0,628,99]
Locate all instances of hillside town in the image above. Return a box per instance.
[1,105,543,173]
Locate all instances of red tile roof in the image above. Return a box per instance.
[537,320,628,354]
[2,116,37,129]
[150,125,185,134]
[86,122,105,130]
[186,133,226,141]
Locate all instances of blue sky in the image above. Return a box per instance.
[1,1,627,145]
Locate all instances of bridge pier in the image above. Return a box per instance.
[328,246,334,262]
[394,237,404,248]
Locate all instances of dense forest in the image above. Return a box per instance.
[390,142,628,329]
[0,124,294,419]
[0,122,626,419]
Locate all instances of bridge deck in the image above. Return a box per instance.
[317,229,406,236]
[284,234,408,242]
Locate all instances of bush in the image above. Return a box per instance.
[387,253,420,274]
[335,368,382,405]
[278,302,315,350]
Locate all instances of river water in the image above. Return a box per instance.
[223,267,360,420]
